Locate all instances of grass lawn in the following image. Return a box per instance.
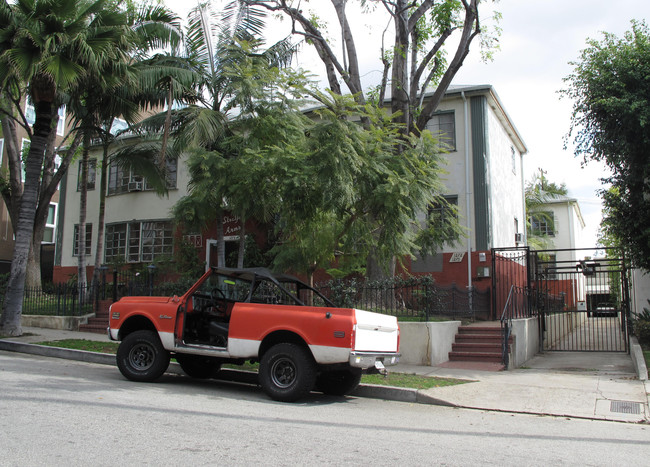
[34,338,468,389]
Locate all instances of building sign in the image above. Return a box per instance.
[449,252,465,263]
[223,214,241,240]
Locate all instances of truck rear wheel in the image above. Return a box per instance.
[315,368,363,396]
[116,330,170,382]
[259,343,316,402]
[175,354,221,379]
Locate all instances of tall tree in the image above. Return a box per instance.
[244,1,497,133]
[147,1,300,268]
[562,20,650,269]
[243,0,496,277]
[0,0,130,336]
[66,2,182,291]
[525,169,568,250]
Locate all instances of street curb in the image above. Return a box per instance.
[0,339,444,405]
[0,340,116,366]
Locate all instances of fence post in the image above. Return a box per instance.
[112,269,118,303]
[148,264,156,296]
[99,265,108,301]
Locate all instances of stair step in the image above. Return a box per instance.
[458,326,502,334]
[78,323,108,334]
[452,343,507,353]
[455,334,512,344]
[448,351,503,363]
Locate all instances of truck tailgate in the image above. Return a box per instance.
[353,309,399,352]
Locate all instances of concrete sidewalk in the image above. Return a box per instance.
[1,326,648,423]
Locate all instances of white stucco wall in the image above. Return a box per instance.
[486,103,525,249]
[59,150,190,268]
[425,98,475,255]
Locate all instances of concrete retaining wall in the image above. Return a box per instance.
[21,314,92,331]
[398,321,461,365]
[509,317,540,368]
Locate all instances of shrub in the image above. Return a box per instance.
[635,320,650,346]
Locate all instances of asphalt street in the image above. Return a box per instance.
[2,351,649,466]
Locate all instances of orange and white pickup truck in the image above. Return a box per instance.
[109,267,400,401]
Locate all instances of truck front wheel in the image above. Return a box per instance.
[259,343,316,402]
[116,330,170,382]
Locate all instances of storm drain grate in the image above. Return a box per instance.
[610,400,642,414]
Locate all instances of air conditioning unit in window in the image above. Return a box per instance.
[128,181,143,192]
[515,233,524,244]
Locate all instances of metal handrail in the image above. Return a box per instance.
[500,285,516,368]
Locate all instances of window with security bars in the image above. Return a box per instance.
[428,195,459,227]
[73,224,92,256]
[77,159,97,191]
[108,158,178,195]
[105,220,173,263]
[427,112,456,151]
[530,212,555,237]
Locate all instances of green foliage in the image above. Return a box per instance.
[633,300,650,345]
[635,320,650,346]
[563,20,650,269]
[524,170,569,248]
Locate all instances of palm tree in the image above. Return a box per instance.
[0,0,132,336]
[142,1,300,268]
[66,3,183,293]
[525,170,569,250]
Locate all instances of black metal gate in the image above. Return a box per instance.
[492,247,533,320]
[534,248,630,352]
[492,247,631,354]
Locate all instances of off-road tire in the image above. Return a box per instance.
[315,368,363,396]
[116,330,170,382]
[176,354,222,379]
[259,343,316,402]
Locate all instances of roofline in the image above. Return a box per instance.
[444,85,528,155]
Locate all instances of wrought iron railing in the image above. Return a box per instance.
[317,278,489,320]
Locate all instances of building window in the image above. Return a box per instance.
[530,212,555,237]
[428,195,459,227]
[105,220,174,263]
[73,224,93,256]
[511,146,517,174]
[428,112,456,151]
[105,223,127,261]
[77,159,97,191]
[43,203,57,243]
[107,157,178,195]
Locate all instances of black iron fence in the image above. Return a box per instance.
[10,271,488,320]
[20,282,95,316]
[317,277,489,320]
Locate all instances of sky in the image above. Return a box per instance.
[165,0,650,250]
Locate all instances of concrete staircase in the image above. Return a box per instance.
[448,325,511,369]
[79,300,112,334]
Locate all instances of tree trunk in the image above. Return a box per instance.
[0,99,53,336]
[92,144,110,288]
[26,236,42,290]
[216,209,225,267]
[237,223,246,269]
[77,133,90,298]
